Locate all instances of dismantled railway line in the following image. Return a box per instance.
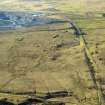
[70,21,105,105]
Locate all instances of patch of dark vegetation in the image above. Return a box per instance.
[0,98,65,105]
[87,85,96,90]
[90,50,98,55]
[74,29,86,36]
[69,21,86,36]
[102,93,105,101]
[101,56,105,62]
[99,57,103,61]
[0,100,14,105]
[18,98,43,105]
[56,43,64,49]
[18,97,65,105]
[0,90,36,95]
[97,77,105,85]
[54,41,79,50]
[47,20,67,24]
[90,52,94,55]
[50,52,61,61]
[95,50,98,54]
[84,50,97,89]
[98,50,105,64]
[52,34,59,39]
[44,91,73,99]
[51,55,58,61]
[102,13,105,17]
[96,43,100,47]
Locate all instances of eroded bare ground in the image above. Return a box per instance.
[0,12,105,105]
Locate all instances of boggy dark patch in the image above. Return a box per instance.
[18,98,43,105]
[0,100,14,105]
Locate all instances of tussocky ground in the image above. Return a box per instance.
[0,0,105,12]
[0,0,105,105]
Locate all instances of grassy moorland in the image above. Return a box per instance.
[0,0,105,12]
[0,0,105,105]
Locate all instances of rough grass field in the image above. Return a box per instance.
[0,0,105,105]
[0,0,105,12]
